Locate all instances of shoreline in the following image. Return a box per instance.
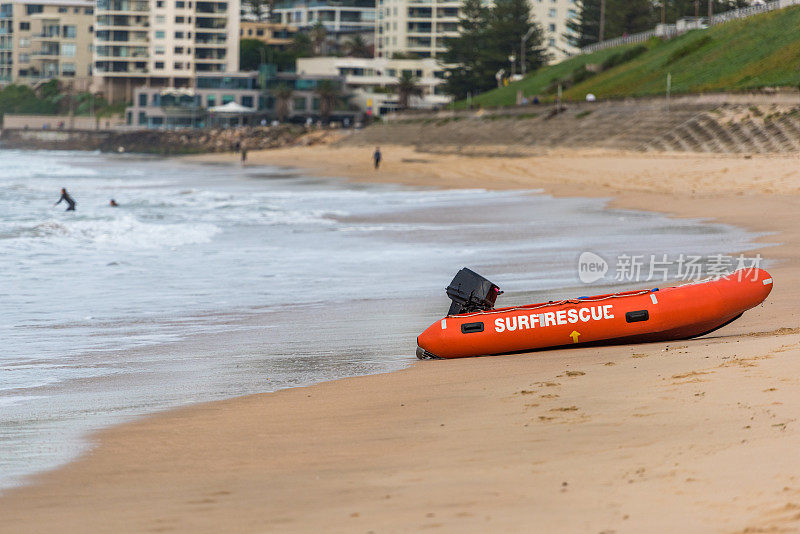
[2,146,799,533]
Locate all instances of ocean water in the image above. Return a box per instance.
[0,150,760,490]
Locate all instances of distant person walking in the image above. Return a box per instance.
[241,145,248,165]
[373,146,382,170]
[54,188,76,211]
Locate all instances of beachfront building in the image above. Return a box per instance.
[94,0,241,103]
[296,56,450,115]
[0,0,95,89]
[239,21,297,46]
[270,0,375,45]
[125,69,355,128]
[374,0,459,59]
[375,0,579,62]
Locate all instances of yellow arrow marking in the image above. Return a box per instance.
[569,331,581,343]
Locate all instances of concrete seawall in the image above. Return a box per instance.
[0,126,311,154]
[342,97,800,154]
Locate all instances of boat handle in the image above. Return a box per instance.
[461,322,485,334]
[626,310,650,323]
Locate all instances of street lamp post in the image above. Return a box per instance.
[520,26,536,77]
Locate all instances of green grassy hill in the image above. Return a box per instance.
[468,5,800,108]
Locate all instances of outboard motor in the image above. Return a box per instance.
[445,268,503,316]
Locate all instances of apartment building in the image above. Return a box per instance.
[0,0,94,89]
[240,21,297,46]
[270,0,375,39]
[94,0,241,102]
[374,0,459,58]
[375,0,578,62]
[296,56,450,114]
[125,69,354,127]
[531,0,578,61]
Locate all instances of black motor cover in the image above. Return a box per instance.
[445,268,502,316]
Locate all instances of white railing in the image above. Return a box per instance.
[580,0,800,55]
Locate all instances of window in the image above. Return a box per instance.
[152,93,160,105]
[84,7,92,13]
[155,30,165,38]
[206,94,215,107]
[155,45,165,54]
[241,95,253,108]
[174,62,182,69]
[548,8,556,17]
[61,43,76,57]
[154,61,164,69]
[58,7,67,12]
[256,29,264,36]
[222,94,234,104]
[19,21,29,30]
[62,62,75,76]
[155,15,165,23]
[175,16,184,23]
[25,4,42,15]
[174,31,184,38]
[548,23,555,32]
[174,46,183,53]
[312,97,319,110]
[63,25,76,38]
[18,53,29,62]
[156,0,164,6]
[548,38,555,46]
[138,112,146,125]
[293,97,306,110]
[176,0,185,6]
[139,93,147,106]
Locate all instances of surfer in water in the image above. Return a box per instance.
[54,188,76,211]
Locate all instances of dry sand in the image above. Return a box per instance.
[2,145,800,533]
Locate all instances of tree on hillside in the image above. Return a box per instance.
[569,0,752,48]
[567,0,654,48]
[396,72,422,109]
[663,0,750,22]
[443,0,545,99]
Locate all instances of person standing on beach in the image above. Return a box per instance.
[54,188,76,211]
[241,145,248,165]
[373,147,382,170]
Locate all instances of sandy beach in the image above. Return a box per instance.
[2,144,799,533]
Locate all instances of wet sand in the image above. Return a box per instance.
[2,146,800,533]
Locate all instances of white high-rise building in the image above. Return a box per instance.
[94,0,240,102]
[375,0,579,62]
[531,0,579,62]
[375,0,459,58]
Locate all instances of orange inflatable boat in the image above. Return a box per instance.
[416,267,772,359]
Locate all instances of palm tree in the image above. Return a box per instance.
[315,80,339,123]
[396,72,422,110]
[309,22,327,56]
[345,35,371,58]
[272,84,293,122]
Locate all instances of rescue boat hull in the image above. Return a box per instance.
[417,269,773,359]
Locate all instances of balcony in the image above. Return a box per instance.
[195,2,228,14]
[97,0,148,12]
[195,17,227,30]
[96,15,149,28]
